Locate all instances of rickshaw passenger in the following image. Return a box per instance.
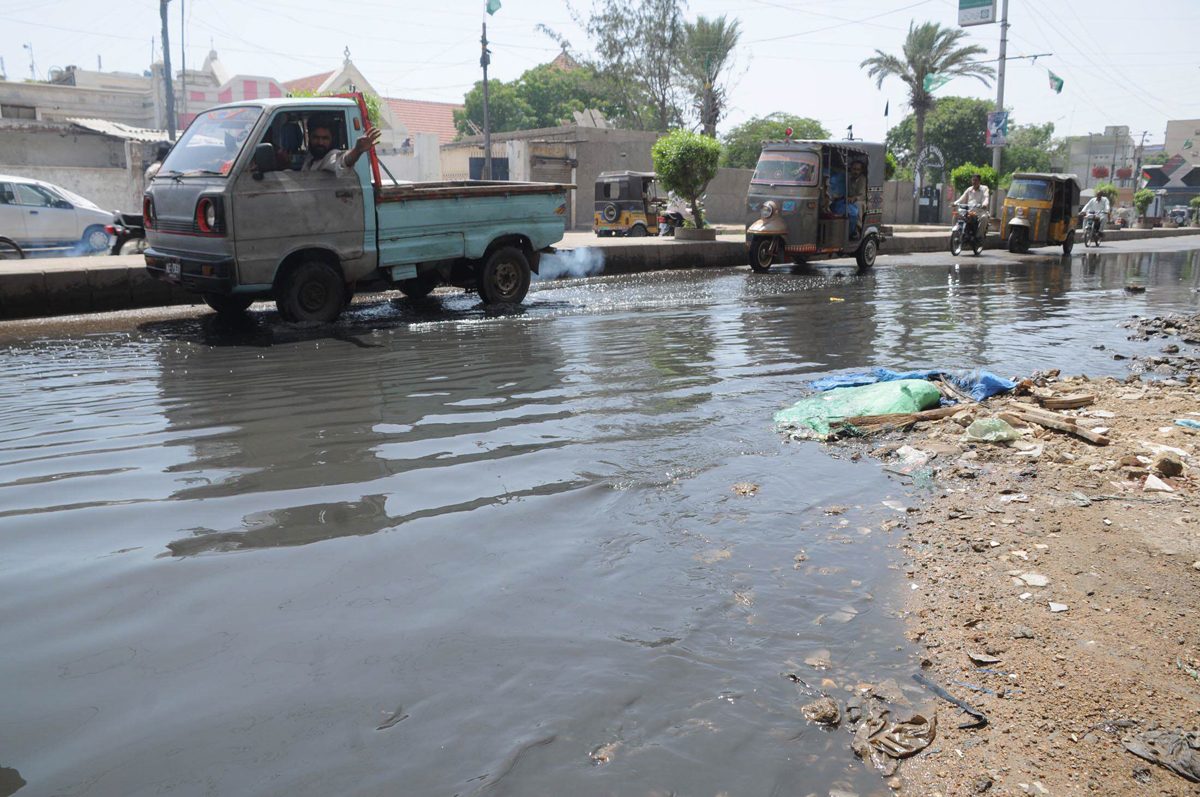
[847,159,866,239]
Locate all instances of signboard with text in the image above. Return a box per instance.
[959,0,998,26]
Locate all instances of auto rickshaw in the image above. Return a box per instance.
[745,138,887,271]
[594,171,661,237]
[1000,173,1080,254]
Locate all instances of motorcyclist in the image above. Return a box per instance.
[954,174,990,240]
[1080,193,1111,236]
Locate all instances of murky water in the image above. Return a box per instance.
[1,248,1198,797]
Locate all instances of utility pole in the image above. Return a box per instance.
[180,0,187,128]
[160,0,175,139]
[989,0,1009,215]
[1133,130,1147,197]
[22,43,36,80]
[481,21,491,181]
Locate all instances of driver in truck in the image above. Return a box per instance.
[302,117,381,176]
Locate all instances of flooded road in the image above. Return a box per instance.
[2,247,1199,797]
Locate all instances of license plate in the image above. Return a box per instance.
[164,259,181,281]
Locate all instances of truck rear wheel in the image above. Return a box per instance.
[203,294,255,315]
[476,247,532,304]
[277,260,346,323]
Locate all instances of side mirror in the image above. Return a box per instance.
[252,143,276,181]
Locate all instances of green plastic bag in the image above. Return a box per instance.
[963,418,1020,443]
[775,379,943,439]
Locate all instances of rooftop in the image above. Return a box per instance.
[384,97,462,145]
[281,71,334,94]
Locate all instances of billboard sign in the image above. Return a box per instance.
[986,111,1009,148]
[959,0,998,26]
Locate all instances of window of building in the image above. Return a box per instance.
[1,104,37,120]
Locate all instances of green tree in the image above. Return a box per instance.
[1093,182,1118,202]
[454,64,619,136]
[1133,188,1155,219]
[1190,195,1200,224]
[949,164,998,194]
[885,96,993,177]
[653,130,720,227]
[861,21,994,182]
[454,80,534,137]
[719,113,829,168]
[542,0,685,131]
[679,14,741,136]
[885,151,897,180]
[1144,151,1170,165]
[1000,122,1060,174]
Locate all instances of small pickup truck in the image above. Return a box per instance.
[143,94,571,322]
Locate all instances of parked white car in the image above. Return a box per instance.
[0,175,113,254]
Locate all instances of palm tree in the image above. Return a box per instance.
[679,14,741,137]
[861,21,994,173]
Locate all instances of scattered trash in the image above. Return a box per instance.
[1049,602,1069,613]
[912,672,987,729]
[895,445,932,474]
[801,696,841,725]
[590,741,620,765]
[811,368,1016,402]
[966,650,1003,666]
[1032,389,1095,410]
[1153,452,1185,477]
[1019,573,1050,587]
[775,380,943,439]
[1122,730,1200,783]
[731,482,759,497]
[805,650,832,670]
[964,418,1021,443]
[1176,419,1200,430]
[850,703,937,776]
[1143,474,1175,493]
[829,297,846,303]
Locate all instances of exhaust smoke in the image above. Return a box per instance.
[535,248,605,282]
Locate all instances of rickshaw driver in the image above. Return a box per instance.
[955,173,991,235]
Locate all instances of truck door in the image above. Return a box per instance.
[231,108,372,288]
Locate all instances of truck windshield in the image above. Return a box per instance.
[159,107,262,177]
[1008,179,1052,201]
[752,151,819,186]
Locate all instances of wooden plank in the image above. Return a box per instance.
[839,404,962,428]
[1009,408,1109,445]
[1033,390,1095,410]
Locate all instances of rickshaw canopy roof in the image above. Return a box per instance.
[759,140,887,185]
[1012,172,1082,190]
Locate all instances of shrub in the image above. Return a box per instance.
[950,164,998,193]
[1133,188,1155,217]
[652,130,721,228]
[1093,183,1118,202]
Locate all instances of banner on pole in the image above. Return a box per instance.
[923,74,952,93]
[986,111,1009,148]
[1047,71,1064,94]
[958,0,998,26]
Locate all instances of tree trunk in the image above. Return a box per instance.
[691,197,704,229]
[914,110,925,183]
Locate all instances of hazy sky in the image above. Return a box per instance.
[3,0,1198,144]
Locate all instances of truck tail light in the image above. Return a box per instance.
[142,196,155,228]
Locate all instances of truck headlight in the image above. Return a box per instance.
[761,201,778,219]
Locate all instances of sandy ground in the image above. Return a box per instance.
[801,314,1200,796]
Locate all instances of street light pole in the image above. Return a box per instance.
[481,21,491,181]
[990,0,1009,215]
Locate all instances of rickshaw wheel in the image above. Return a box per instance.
[629,224,648,238]
[855,236,877,270]
[749,236,776,272]
[1008,228,1030,254]
[1062,230,1075,255]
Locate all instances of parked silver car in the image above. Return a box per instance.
[0,175,113,254]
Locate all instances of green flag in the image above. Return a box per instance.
[1048,71,1064,94]
[923,74,951,93]
[486,0,501,14]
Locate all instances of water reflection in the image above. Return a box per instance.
[0,249,1198,797]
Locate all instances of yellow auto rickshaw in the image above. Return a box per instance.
[1000,172,1081,254]
[594,171,661,237]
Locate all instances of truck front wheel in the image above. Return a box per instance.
[277,260,346,323]
[476,247,531,304]
[203,294,255,315]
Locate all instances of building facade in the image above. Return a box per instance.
[1065,125,1139,189]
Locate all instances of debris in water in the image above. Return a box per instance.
[801,696,841,725]
[731,482,759,497]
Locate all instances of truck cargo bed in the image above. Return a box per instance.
[376,180,575,203]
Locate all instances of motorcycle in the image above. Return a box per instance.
[658,210,686,236]
[1082,211,1104,247]
[949,203,985,256]
[106,211,147,255]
